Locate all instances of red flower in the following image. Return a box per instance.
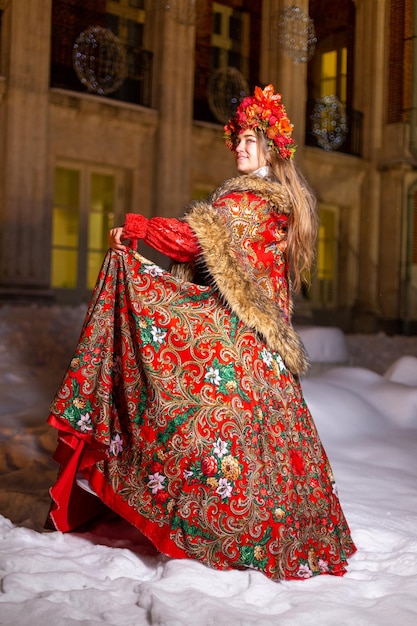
[150,461,164,474]
[290,449,305,476]
[140,425,156,443]
[201,455,218,477]
[155,491,169,504]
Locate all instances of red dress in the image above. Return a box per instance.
[48,180,356,581]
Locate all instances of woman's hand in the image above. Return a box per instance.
[109,227,129,254]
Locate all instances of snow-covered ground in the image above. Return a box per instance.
[1,304,417,626]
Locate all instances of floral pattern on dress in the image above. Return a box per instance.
[213,192,291,320]
[49,247,356,581]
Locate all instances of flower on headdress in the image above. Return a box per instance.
[224,84,296,160]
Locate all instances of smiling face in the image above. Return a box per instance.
[234,129,268,174]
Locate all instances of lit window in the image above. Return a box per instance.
[51,167,116,293]
[311,206,339,308]
[51,168,80,289]
[320,47,347,103]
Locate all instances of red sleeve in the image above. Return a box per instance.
[123,213,200,262]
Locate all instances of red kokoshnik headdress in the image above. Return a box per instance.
[224,84,296,160]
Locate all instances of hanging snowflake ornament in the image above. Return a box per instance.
[73,26,127,95]
[310,95,348,151]
[276,5,317,64]
[207,67,249,124]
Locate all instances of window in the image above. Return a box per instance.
[320,47,347,103]
[51,165,121,297]
[105,0,152,105]
[87,172,116,289]
[387,0,412,123]
[310,205,339,309]
[211,3,249,77]
[306,0,360,155]
[193,1,261,123]
[50,0,152,107]
[0,9,3,68]
[51,168,80,290]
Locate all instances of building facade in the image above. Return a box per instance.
[0,0,416,333]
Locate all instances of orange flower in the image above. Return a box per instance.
[224,84,296,160]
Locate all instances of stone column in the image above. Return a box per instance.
[352,0,385,330]
[0,0,52,296]
[152,7,196,218]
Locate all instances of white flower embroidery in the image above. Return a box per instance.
[145,265,164,277]
[109,434,123,456]
[275,354,287,372]
[213,438,228,458]
[205,367,221,386]
[151,326,167,345]
[77,413,92,432]
[183,469,193,480]
[318,559,329,572]
[148,472,166,494]
[216,477,232,500]
[297,563,313,578]
[260,348,273,366]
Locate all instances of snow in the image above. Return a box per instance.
[1,304,417,625]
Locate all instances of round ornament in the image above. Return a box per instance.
[207,67,249,124]
[73,26,127,95]
[310,95,348,151]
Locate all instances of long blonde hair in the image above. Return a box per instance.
[257,131,318,292]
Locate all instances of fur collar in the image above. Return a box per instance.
[172,175,309,375]
[184,174,292,217]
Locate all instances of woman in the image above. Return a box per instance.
[47,85,356,581]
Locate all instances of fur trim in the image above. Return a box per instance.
[168,260,196,282]
[184,174,292,217]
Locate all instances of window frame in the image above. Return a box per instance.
[51,161,125,301]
